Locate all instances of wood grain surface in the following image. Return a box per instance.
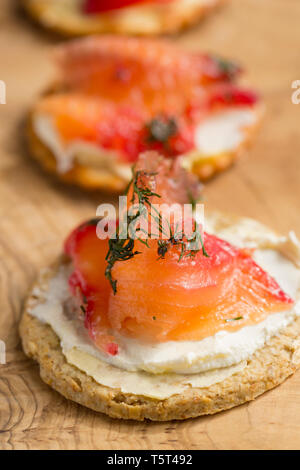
[1,0,300,450]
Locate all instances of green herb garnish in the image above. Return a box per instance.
[146,116,178,147]
[187,189,199,212]
[225,316,243,322]
[213,56,240,78]
[105,170,209,294]
[157,220,208,262]
[105,169,161,294]
[105,238,141,294]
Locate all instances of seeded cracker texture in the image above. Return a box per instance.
[21,0,226,37]
[19,214,300,421]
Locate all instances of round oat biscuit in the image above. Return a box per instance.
[21,0,226,37]
[19,249,300,421]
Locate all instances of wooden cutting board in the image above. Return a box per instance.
[1,0,300,450]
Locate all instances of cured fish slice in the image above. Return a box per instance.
[53,36,242,118]
[32,83,257,160]
[28,36,260,191]
[32,37,257,156]
[64,153,293,352]
[35,94,195,162]
[133,151,202,205]
[65,219,293,348]
[65,220,117,354]
[109,235,293,342]
[54,36,241,109]
[21,0,225,37]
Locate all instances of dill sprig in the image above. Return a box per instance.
[105,237,141,294]
[157,220,208,262]
[105,170,161,294]
[213,56,240,79]
[146,116,178,148]
[225,316,244,322]
[105,170,209,294]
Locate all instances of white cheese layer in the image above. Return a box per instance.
[194,108,256,155]
[29,225,300,376]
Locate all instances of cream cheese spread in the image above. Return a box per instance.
[194,108,256,155]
